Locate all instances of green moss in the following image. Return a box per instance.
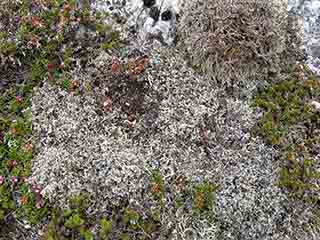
[96,23,113,35]
[0,42,17,56]
[63,48,73,69]
[99,218,112,239]
[278,141,320,201]
[101,41,119,50]
[0,32,9,39]
[120,233,131,240]
[64,213,85,229]
[45,208,61,240]
[123,208,140,230]
[0,185,16,222]
[122,207,160,237]
[101,30,121,50]
[69,192,90,211]
[80,228,94,240]
[31,57,49,82]
[280,164,311,198]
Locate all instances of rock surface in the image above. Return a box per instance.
[92,0,182,45]
[288,0,320,75]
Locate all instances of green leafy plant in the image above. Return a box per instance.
[0,83,45,225]
[0,184,16,221]
[150,170,165,204]
[16,183,48,224]
[101,30,121,51]
[96,23,112,35]
[253,78,319,145]
[120,233,130,240]
[62,79,71,91]
[63,193,89,229]
[44,194,91,239]
[254,66,320,204]
[68,193,89,211]
[193,180,218,218]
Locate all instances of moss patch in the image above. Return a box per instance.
[43,174,218,240]
[254,74,319,145]
[254,64,320,203]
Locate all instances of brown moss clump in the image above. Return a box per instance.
[178,0,290,86]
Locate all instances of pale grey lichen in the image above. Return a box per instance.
[30,46,316,239]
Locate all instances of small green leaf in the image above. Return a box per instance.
[99,218,112,239]
[64,213,85,229]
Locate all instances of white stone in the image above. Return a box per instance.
[310,100,320,111]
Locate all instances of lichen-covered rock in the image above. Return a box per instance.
[30,46,313,239]
[28,1,320,239]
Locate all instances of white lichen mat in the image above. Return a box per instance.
[31,47,315,239]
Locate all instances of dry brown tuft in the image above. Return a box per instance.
[178,0,289,86]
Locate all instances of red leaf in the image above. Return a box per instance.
[11,176,18,185]
[129,73,138,81]
[135,63,145,74]
[47,63,55,72]
[48,72,53,81]
[0,176,4,185]
[200,128,209,145]
[63,4,72,12]
[24,142,34,153]
[103,97,113,112]
[31,16,45,28]
[11,127,17,136]
[111,58,120,73]
[16,95,23,103]
[9,160,18,168]
[21,195,28,205]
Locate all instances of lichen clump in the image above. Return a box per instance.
[178,0,289,84]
